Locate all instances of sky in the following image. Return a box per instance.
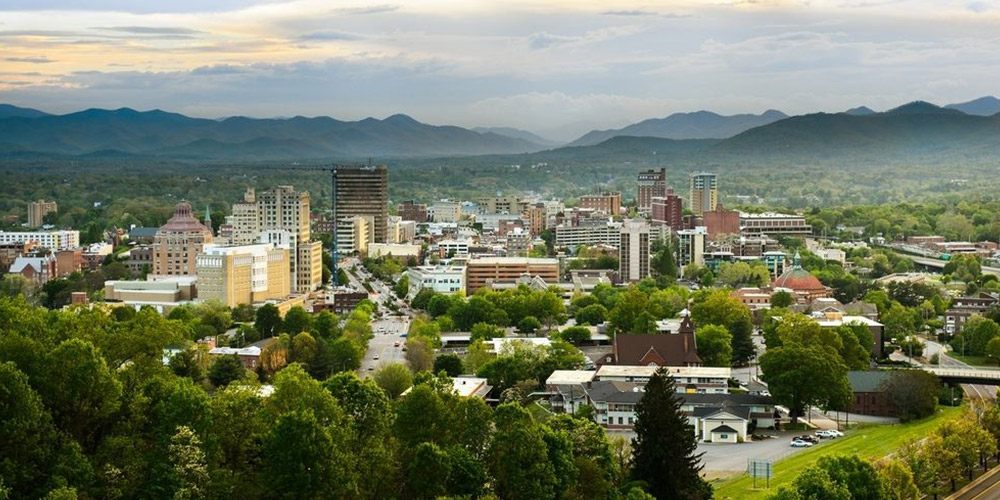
[1,0,999,141]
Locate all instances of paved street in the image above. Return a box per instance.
[926,339,997,400]
[360,315,410,376]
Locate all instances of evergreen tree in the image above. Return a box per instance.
[631,368,712,500]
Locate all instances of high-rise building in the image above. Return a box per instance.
[220,185,322,292]
[196,244,291,307]
[677,226,707,269]
[336,164,388,243]
[152,202,214,276]
[336,215,372,255]
[479,196,527,215]
[651,189,683,229]
[619,220,651,282]
[689,173,718,216]
[525,203,546,236]
[397,200,428,222]
[27,199,58,227]
[579,192,622,216]
[637,168,667,212]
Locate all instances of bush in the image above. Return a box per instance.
[517,316,541,334]
[558,326,592,344]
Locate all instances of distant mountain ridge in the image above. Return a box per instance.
[945,96,1000,116]
[569,109,789,146]
[0,107,548,159]
[0,104,51,119]
[472,127,563,147]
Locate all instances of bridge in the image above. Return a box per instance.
[906,255,1000,276]
[919,366,1000,385]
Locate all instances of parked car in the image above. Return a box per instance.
[394,341,400,347]
[790,439,813,447]
[796,435,819,444]
[373,354,380,360]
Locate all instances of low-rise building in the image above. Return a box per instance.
[103,277,197,313]
[368,243,421,262]
[0,230,80,250]
[404,265,465,295]
[945,293,1000,335]
[554,221,621,248]
[465,257,559,294]
[195,244,291,308]
[739,212,812,236]
[604,316,701,367]
[595,365,730,394]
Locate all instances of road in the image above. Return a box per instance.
[926,339,997,400]
[340,259,416,377]
[946,465,1000,500]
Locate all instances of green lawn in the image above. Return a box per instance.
[946,353,996,368]
[712,406,961,500]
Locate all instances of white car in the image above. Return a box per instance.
[790,439,813,447]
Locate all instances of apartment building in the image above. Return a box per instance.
[27,199,58,227]
[637,168,667,212]
[0,230,80,250]
[579,192,622,216]
[689,172,718,216]
[619,220,651,282]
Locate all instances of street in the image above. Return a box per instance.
[925,339,997,400]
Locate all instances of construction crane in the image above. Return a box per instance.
[279,164,340,269]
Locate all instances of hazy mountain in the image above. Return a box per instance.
[0,104,51,119]
[0,107,548,159]
[945,96,1000,116]
[568,109,788,146]
[713,101,1000,156]
[843,106,875,116]
[472,127,563,147]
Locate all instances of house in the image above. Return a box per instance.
[604,315,701,367]
[8,255,57,283]
[847,371,896,417]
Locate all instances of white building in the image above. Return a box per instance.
[336,215,372,255]
[368,243,420,261]
[404,265,466,295]
[677,226,707,268]
[620,220,651,282]
[429,200,462,222]
[554,221,621,248]
[0,230,80,250]
[595,365,730,394]
[436,239,470,258]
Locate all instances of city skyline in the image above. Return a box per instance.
[2,0,999,140]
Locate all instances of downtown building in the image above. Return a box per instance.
[152,202,214,277]
[336,164,389,242]
[637,168,667,213]
[689,172,718,216]
[195,244,291,308]
[0,229,80,250]
[650,189,683,230]
[619,220,651,283]
[579,192,622,216]
[27,199,58,227]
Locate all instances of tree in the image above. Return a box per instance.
[470,322,502,342]
[434,353,464,377]
[261,410,347,499]
[168,426,210,500]
[952,316,1000,356]
[488,404,560,500]
[876,459,920,500]
[575,304,608,326]
[608,287,650,334]
[232,303,256,323]
[39,339,122,447]
[773,465,850,500]
[691,290,755,366]
[558,326,592,344]
[518,316,542,334]
[254,304,282,338]
[464,339,493,374]
[405,336,435,373]
[411,288,436,310]
[772,290,794,308]
[760,344,851,423]
[816,455,887,500]
[405,442,450,500]
[327,337,362,372]
[393,275,410,299]
[631,368,711,500]
[169,349,205,383]
[314,311,341,340]
[374,363,413,399]
[290,332,319,368]
[208,355,246,388]
[695,325,733,367]
[884,371,940,422]
[281,306,313,334]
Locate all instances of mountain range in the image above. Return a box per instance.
[1,96,998,161]
[0,107,547,159]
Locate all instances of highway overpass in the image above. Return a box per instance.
[906,255,1000,277]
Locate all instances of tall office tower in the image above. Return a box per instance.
[650,189,683,229]
[619,220,651,283]
[336,164,388,243]
[689,172,718,216]
[637,168,667,212]
[27,199,58,227]
[152,202,214,276]
[225,187,261,245]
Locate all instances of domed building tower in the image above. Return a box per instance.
[152,201,214,276]
[772,252,829,304]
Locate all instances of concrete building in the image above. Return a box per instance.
[397,200,428,222]
[404,265,466,295]
[525,203,546,236]
[478,196,527,215]
[579,192,622,216]
[689,172,718,216]
[195,244,290,308]
[619,220,651,282]
[651,190,683,229]
[152,202,214,277]
[429,199,462,222]
[0,230,80,250]
[27,199,58,227]
[677,226,707,268]
[336,215,372,256]
[436,239,471,258]
[387,216,416,244]
[554,221,622,249]
[465,257,559,294]
[368,243,420,262]
[505,227,533,256]
[637,168,668,212]
[54,248,83,277]
[103,277,197,313]
[595,365,730,394]
[739,212,812,236]
[126,246,153,275]
[336,164,389,243]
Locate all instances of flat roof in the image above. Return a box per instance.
[468,257,558,265]
[546,370,597,385]
[596,365,731,378]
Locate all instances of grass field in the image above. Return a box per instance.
[712,406,961,500]
[946,353,996,368]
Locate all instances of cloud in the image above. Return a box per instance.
[603,9,658,16]
[526,32,578,50]
[298,30,364,41]
[5,56,56,63]
[333,4,398,15]
[92,26,204,35]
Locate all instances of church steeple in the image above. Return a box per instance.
[204,205,212,225]
[793,251,802,268]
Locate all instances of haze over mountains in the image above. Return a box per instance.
[0,97,997,161]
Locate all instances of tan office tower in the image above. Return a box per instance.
[226,187,262,245]
[196,244,290,307]
[336,164,388,243]
[257,186,321,293]
[27,199,58,227]
[152,202,214,276]
[689,172,718,216]
[637,168,667,212]
[619,220,650,282]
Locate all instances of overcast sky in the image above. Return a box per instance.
[1,0,999,140]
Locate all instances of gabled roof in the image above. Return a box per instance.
[613,332,701,367]
[848,371,890,393]
[710,424,738,434]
